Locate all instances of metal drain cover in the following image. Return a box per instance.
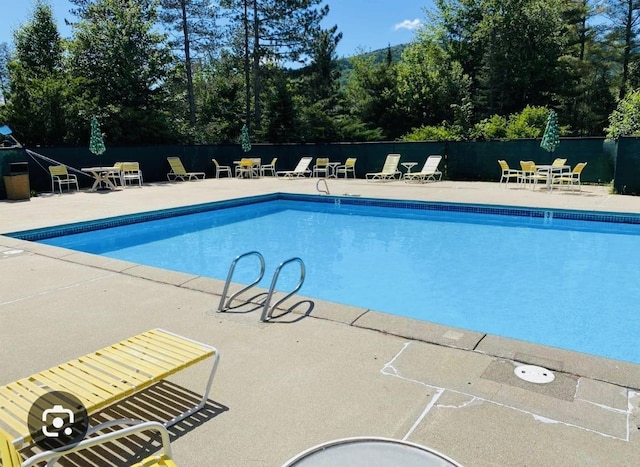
[514,365,555,384]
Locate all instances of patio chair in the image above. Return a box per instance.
[404,155,443,183]
[277,156,313,178]
[260,157,278,176]
[166,156,205,181]
[1,422,176,467]
[365,154,401,181]
[235,158,255,178]
[551,162,587,191]
[498,160,521,186]
[212,159,232,178]
[336,158,357,178]
[107,162,124,187]
[121,161,143,187]
[520,160,548,188]
[313,158,330,177]
[552,158,568,168]
[48,165,79,194]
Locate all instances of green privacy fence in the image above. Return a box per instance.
[0,137,630,199]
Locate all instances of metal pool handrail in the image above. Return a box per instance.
[218,251,266,312]
[260,257,306,322]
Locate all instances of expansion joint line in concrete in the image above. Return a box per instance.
[380,341,635,442]
[0,273,116,307]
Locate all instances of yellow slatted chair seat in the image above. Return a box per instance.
[0,428,22,467]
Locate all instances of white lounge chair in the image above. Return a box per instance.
[277,156,313,178]
[404,155,443,183]
[366,154,401,181]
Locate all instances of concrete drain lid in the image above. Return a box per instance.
[514,365,555,384]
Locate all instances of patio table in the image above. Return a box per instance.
[81,166,121,191]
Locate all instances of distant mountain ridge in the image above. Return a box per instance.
[335,43,408,85]
[287,43,408,85]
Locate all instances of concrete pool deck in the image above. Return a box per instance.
[1,178,640,466]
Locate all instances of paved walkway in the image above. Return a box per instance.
[1,178,640,466]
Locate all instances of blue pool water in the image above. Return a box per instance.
[33,197,640,364]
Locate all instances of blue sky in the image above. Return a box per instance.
[1,0,434,58]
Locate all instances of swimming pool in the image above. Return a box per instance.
[12,194,640,364]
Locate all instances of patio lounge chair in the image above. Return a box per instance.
[0,421,176,467]
[212,159,232,178]
[0,329,219,465]
[336,158,357,178]
[365,154,401,181]
[404,155,443,183]
[167,156,205,181]
[551,162,587,191]
[277,156,312,178]
[48,165,79,194]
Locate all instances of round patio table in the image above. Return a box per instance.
[282,437,462,467]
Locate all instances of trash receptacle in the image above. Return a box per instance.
[3,162,30,200]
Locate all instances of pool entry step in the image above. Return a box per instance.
[217,251,306,322]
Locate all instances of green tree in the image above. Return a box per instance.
[67,0,176,144]
[396,33,471,133]
[262,68,299,142]
[194,52,245,143]
[292,26,344,142]
[604,0,640,99]
[606,88,640,139]
[0,43,10,103]
[220,0,329,130]
[159,0,221,126]
[344,46,404,139]
[432,0,568,118]
[1,1,68,145]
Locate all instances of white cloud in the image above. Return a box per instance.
[394,19,422,31]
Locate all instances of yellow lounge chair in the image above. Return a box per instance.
[277,156,313,178]
[366,154,401,181]
[404,155,443,183]
[0,329,219,453]
[48,165,79,194]
[166,157,205,181]
[1,422,176,467]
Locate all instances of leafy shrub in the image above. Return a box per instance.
[606,89,640,140]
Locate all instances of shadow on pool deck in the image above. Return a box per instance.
[2,179,640,466]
